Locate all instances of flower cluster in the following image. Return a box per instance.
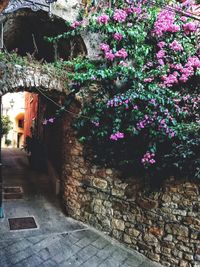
[113,9,127,22]
[107,97,138,110]
[153,10,180,37]
[97,14,109,24]
[71,20,83,29]
[169,40,183,52]
[110,132,124,141]
[100,44,128,61]
[141,151,156,165]
[43,117,55,125]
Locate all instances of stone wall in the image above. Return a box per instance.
[61,108,200,267]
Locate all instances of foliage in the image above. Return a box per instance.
[1,116,12,137]
[49,0,200,180]
[5,139,11,146]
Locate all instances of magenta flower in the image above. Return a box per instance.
[156,50,165,59]
[97,14,109,24]
[91,121,100,127]
[169,40,183,52]
[48,118,55,123]
[158,59,164,65]
[110,132,124,141]
[144,77,154,83]
[105,51,115,61]
[157,41,166,49]
[186,56,200,68]
[180,16,187,21]
[113,9,127,22]
[71,20,82,29]
[141,151,156,165]
[115,48,128,59]
[183,22,197,34]
[113,33,123,41]
[100,43,110,52]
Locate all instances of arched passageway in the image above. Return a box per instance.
[0,6,86,226]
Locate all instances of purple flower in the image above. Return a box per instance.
[43,119,48,125]
[183,22,197,34]
[169,40,183,52]
[48,118,55,123]
[105,51,115,61]
[113,9,127,22]
[97,14,109,24]
[115,48,128,59]
[141,151,156,165]
[113,33,123,41]
[71,20,82,29]
[157,41,166,49]
[100,43,110,52]
[158,59,164,65]
[144,77,154,83]
[91,121,99,127]
[110,132,124,141]
[156,50,165,59]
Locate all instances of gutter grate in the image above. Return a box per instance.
[8,217,38,231]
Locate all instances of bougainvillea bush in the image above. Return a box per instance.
[52,0,200,180]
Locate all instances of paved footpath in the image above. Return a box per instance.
[0,149,163,267]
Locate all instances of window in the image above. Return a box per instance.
[18,119,24,128]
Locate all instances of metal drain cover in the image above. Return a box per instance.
[8,217,38,231]
[3,186,23,199]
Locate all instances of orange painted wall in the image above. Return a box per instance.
[24,92,38,141]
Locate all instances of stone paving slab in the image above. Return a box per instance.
[0,228,163,267]
[0,149,163,267]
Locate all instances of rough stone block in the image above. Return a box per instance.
[112,219,125,231]
[165,224,189,237]
[93,178,108,190]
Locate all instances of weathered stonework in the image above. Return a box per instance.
[0,62,68,95]
[61,108,200,267]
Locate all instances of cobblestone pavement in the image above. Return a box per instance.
[0,149,163,267]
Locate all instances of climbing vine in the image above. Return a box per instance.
[47,0,200,180]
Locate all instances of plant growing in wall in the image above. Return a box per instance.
[49,0,200,180]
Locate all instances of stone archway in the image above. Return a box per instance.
[0,61,68,95]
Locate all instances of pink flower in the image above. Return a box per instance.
[158,59,164,65]
[115,48,128,59]
[71,20,82,29]
[105,51,115,61]
[186,56,200,68]
[113,33,123,41]
[183,22,197,34]
[169,40,183,52]
[144,77,154,83]
[113,9,127,22]
[119,61,128,67]
[146,61,153,67]
[97,14,109,24]
[156,50,165,59]
[92,121,99,127]
[180,16,187,21]
[110,132,124,141]
[173,63,183,70]
[157,42,166,49]
[168,24,180,33]
[100,43,110,52]
[43,119,48,125]
[141,151,156,165]
[48,118,55,123]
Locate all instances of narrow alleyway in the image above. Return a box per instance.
[0,149,162,267]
